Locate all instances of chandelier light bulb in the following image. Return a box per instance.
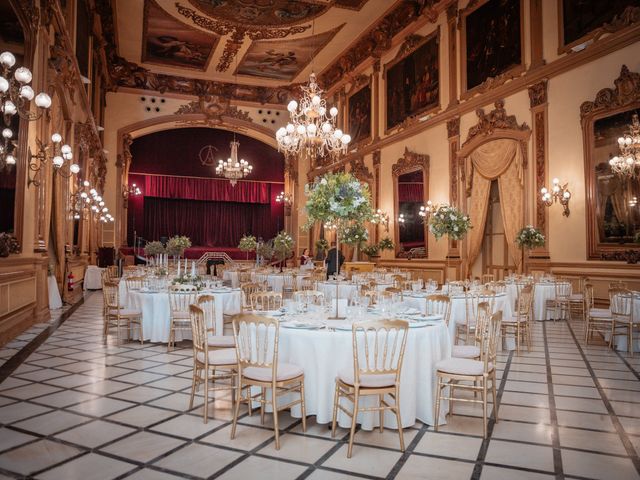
[276,127,286,138]
[80,192,88,198]
[70,164,80,174]
[5,154,16,165]
[334,129,343,139]
[14,67,32,84]
[321,122,332,133]
[311,95,321,106]
[552,177,559,185]
[540,187,547,194]
[287,100,298,112]
[61,144,72,155]
[318,106,326,116]
[0,76,8,93]
[3,100,16,115]
[286,123,295,133]
[52,156,64,167]
[19,85,34,100]
[96,195,102,202]
[295,124,305,135]
[83,180,90,186]
[2,128,12,139]
[34,92,51,108]
[0,51,16,68]
[307,123,317,134]
[329,107,338,117]
[341,134,351,144]
[51,133,62,143]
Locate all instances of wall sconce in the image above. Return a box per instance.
[28,133,79,187]
[276,191,293,217]
[70,179,113,223]
[123,182,142,200]
[371,209,390,232]
[541,177,571,217]
[418,200,437,220]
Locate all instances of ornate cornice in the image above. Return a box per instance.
[116,133,133,169]
[528,79,548,108]
[446,116,460,139]
[174,95,253,126]
[349,156,373,183]
[580,65,640,119]
[372,150,381,167]
[392,147,429,177]
[48,33,77,103]
[463,99,529,146]
[319,1,437,89]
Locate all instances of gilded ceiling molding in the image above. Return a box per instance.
[319,0,438,89]
[174,95,253,126]
[391,147,429,177]
[48,33,77,105]
[463,99,529,147]
[580,65,640,119]
[175,2,311,72]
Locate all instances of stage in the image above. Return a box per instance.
[119,246,255,261]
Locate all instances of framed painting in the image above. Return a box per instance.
[347,79,372,145]
[461,0,524,95]
[142,0,218,71]
[384,28,440,132]
[559,0,639,53]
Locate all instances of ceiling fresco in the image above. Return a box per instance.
[143,0,219,70]
[236,24,343,81]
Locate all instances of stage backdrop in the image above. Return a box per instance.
[127,128,285,248]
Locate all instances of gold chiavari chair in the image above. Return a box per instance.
[544,281,571,322]
[188,305,237,423]
[197,295,235,349]
[254,273,269,289]
[102,281,143,345]
[331,319,409,458]
[107,265,119,280]
[568,276,588,321]
[391,274,405,289]
[609,288,637,356]
[584,284,613,344]
[282,273,297,298]
[361,288,378,306]
[383,286,404,301]
[231,314,306,450]
[455,291,486,345]
[250,291,283,311]
[448,281,465,295]
[238,271,252,284]
[293,290,325,306]
[501,284,534,355]
[426,294,451,325]
[240,282,262,311]
[435,311,502,438]
[168,284,198,351]
[481,273,495,284]
[452,302,490,359]
[299,276,317,291]
[609,280,627,289]
[124,275,145,292]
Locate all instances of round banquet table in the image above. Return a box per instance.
[275,319,451,429]
[125,289,241,343]
[317,281,393,301]
[401,292,513,346]
[505,282,556,321]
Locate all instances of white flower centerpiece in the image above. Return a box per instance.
[515,225,545,250]
[238,235,257,261]
[305,172,373,317]
[428,204,472,241]
[273,231,294,271]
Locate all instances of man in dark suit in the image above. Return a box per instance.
[325,242,345,279]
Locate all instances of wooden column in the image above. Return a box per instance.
[446,117,461,262]
[372,59,381,141]
[446,4,458,107]
[373,150,381,242]
[528,79,550,259]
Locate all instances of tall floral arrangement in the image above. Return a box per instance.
[515,225,545,250]
[166,235,191,258]
[273,231,294,261]
[428,204,471,241]
[238,235,257,260]
[341,223,368,246]
[144,241,165,257]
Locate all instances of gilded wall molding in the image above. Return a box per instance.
[463,99,529,147]
[580,65,640,119]
[391,147,430,177]
[528,80,548,242]
[174,95,253,126]
[348,156,373,184]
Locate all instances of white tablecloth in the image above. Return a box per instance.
[402,292,512,346]
[317,281,393,301]
[277,321,451,429]
[505,283,556,321]
[83,266,104,290]
[126,289,241,343]
[48,275,63,310]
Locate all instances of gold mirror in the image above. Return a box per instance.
[581,65,640,259]
[392,148,429,259]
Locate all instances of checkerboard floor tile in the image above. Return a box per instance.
[0,292,637,479]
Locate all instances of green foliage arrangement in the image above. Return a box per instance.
[238,235,257,252]
[256,241,274,261]
[0,232,20,257]
[144,241,165,256]
[166,235,192,257]
[362,244,380,258]
[378,237,394,251]
[315,238,329,251]
[273,231,294,261]
[341,223,368,246]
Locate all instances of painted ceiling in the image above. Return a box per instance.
[114,0,393,87]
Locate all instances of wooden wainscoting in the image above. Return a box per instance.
[64,257,89,305]
[0,256,49,346]
[375,258,462,284]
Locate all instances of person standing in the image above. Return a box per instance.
[325,242,345,279]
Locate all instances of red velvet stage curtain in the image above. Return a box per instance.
[398,183,424,203]
[142,197,282,247]
[141,174,272,203]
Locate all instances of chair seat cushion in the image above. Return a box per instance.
[589,308,611,318]
[243,363,303,382]
[569,294,584,301]
[208,335,235,348]
[338,369,397,388]
[436,358,492,376]
[108,308,141,317]
[196,348,236,366]
[452,345,481,359]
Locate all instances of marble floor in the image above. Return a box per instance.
[0,292,638,480]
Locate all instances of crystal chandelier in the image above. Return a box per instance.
[609,113,640,179]
[215,139,252,186]
[0,51,52,171]
[275,73,351,159]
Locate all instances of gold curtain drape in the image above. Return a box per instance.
[465,139,524,272]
